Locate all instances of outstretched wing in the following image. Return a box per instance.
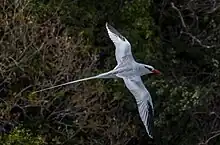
[123,76,154,138]
[106,23,134,64]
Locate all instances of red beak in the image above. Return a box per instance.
[152,69,161,75]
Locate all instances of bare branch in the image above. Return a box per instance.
[199,132,220,145]
[181,31,220,48]
[171,2,220,48]
[171,2,188,31]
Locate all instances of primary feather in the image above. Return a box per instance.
[123,76,154,138]
[106,23,134,64]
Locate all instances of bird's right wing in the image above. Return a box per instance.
[123,76,154,138]
[106,23,135,64]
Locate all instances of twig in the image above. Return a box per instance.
[209,111,220,119]
[207,2,220,14]
[171,2,187,31]
[171,2,220,49]
[199,132,220,145]
[8,56,25,72]
[14,85,32,98]
[181,31,220,48]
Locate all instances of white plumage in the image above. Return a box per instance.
[34,22,161,138]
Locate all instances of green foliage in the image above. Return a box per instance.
[119,0,160,61]
[0,127,45,145]
[1,0,220,145]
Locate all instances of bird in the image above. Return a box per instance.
[33,22,161,138]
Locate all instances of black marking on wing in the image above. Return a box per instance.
[106,23,126,41]
[147,101,154,137]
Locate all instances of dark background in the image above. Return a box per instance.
[0,0,220,144]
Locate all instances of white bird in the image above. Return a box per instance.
[33,23,160,138]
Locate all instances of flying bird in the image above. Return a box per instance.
[33,23,160,138]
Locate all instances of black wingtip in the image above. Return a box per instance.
[106,22,113,31]
[106,22,115,32]
[147,101,154,138]
[105,22,126,41]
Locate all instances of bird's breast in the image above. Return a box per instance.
[115,65,140,78]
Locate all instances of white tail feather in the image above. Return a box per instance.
[32,76,98,94]
[32,70,116,94]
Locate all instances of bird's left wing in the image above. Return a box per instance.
[123,76,154,138]
[106,23,135,64]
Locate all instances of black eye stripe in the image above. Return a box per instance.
[145,66,153,71]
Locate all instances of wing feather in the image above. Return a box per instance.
[123,76,154,138]
[106,23,134,64]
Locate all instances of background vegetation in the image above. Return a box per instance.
[0,0,220,144]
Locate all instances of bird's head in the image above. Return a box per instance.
[143,64,161,75]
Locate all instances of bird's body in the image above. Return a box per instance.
[114,60,140,77]
[34,23,160,138]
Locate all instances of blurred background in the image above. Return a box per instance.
[0,0,220,144]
